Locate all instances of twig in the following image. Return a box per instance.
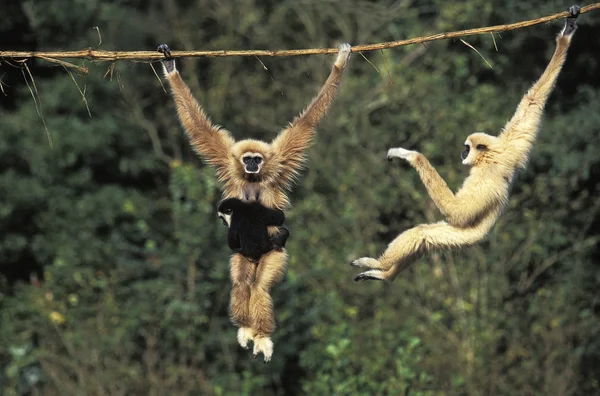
[460,38,493,69]
[37,55,88,74]
[63,66,92,117]
[0,4,597,62]
[0,73,6,96]
[21,63,53,147]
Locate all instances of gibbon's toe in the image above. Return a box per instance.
[354,271,386,282]
[253,336,274,363]
[237,327,254,349]
[157,44,172,58]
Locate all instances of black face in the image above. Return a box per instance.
[461,145,470,161]
[243,156,263,173]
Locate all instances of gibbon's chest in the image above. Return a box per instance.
[224,182,286,210]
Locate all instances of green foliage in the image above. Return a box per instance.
[1,0,599,395]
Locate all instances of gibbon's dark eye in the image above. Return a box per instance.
[461,145,470,160]
[243,157,252,164]
[476,144,488,150]
[224,208,233,215]
[253,156,262,164]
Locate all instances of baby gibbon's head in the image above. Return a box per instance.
[217,198,244,227]
[231,139,273,181]
[462,133,501,167]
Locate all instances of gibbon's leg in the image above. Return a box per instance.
[157,44,234,171]
[229,253,257,349]
[249,249,288,362]
[353,222,484,282]
[270,43,352,187]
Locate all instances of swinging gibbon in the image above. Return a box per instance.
[158,43,351,361]
[352,6,580,282]
[218,198,290,261]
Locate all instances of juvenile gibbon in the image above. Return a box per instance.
[158,43,352,361]
[217,198,290,261]
[352,6,580,282]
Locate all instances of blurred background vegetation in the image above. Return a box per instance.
[1,0,599,395]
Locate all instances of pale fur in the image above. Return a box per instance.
[161,44,351,360]
[353,15,577,282]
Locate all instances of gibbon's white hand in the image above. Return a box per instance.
[334,43,352,69]
[387,147,419,163]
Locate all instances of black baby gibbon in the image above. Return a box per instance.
[218,198,290,262]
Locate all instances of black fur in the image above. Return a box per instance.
[218,198,290,261]
[157,43,176,73]
[563,5,580,36]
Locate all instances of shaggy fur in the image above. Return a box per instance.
[159,43,351,361]
[352,7,579,282]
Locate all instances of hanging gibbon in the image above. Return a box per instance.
[158,43,352,361]
[352,6,580,282]
[217,198,290,261]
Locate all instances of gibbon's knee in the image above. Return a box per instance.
[380,225,428,264]
[228,254,255,327]
[229,253,256,285]
[254,250,288,290]
[230,284,251,327]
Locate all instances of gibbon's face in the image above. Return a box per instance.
[462,133,500,166]
[217,200,235,227]
[231,139,272,182]
[218,208,232,227]
[241,152,264,174]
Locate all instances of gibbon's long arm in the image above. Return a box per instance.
[498,6,579,167]
[388,148,502,227]
[158,44,235,174]
[271,43,351,188]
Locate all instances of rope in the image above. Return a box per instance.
[0,3,596,73]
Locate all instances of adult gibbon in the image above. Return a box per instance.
[158,43,351,361]
[352,6,580,282]
[217,198,290,261]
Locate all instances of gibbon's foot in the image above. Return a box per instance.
[387,147,419,164]
[157,44,176,74]
[562,5,580,36]
[354,270,387,282]
[350,257,382,269]
[334,43,352,69]
[253,336,274,363]
[237,327,254,349]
